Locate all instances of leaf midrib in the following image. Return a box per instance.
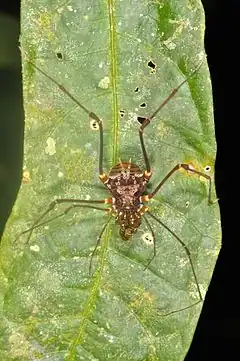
[108,0,119,165]
[67,1,119,358]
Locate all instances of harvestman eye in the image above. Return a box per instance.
[16,56,215,315]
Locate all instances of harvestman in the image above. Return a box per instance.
[17,57,214,312]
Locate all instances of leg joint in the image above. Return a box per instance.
[99,173,108,183]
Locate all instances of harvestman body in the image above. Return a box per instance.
[17,57,214,313]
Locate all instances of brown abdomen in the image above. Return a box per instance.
[109,162,142,177]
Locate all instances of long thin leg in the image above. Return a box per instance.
[146,210,203,312]
[138,62,203,180]
[25,55,107,181]
[139,124,152,178]
[142,215,156,270]
[148,62,202,122]
[15,198,111,243]
[143,163,213,204]
[16,204,109,244]
[89,216,112,274]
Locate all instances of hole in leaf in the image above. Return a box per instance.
[134,87,139,92]
[148,60,156,71]
[140,103,146,108]
[204,165,211,172]
[90,119,99,130]
[56,52,63,59]
[120,109,125,117]
[142,232,153,244]
[137,116,146,125]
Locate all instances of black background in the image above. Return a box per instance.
[0,0,234,360]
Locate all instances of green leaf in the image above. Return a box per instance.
[0,1,221,360]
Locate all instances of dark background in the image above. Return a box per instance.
[0,0,234,360]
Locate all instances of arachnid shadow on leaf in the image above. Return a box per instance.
[0,1,221,361]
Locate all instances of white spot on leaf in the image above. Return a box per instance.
[30,244,40,252]
[58,171,64,178]
[45,137,56,155]
[163,39,176,50]
[98,76,110,89]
